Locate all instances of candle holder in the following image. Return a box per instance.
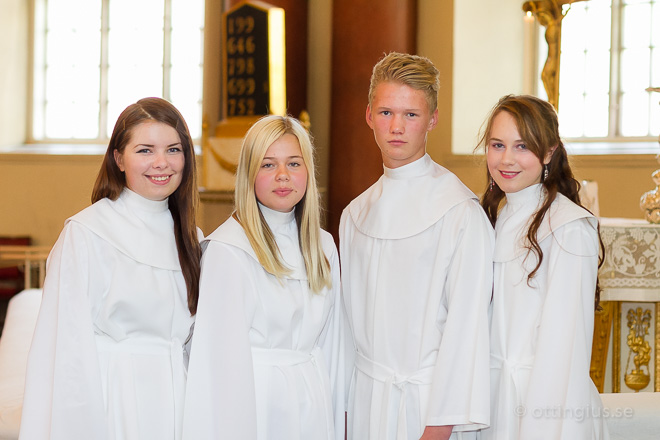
[640,158,660,223]
[640,87,660,223]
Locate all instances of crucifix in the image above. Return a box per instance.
[522,0,588,110]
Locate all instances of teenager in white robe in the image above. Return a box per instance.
[20,98,202,440]
[478,95,609,439]
[340,52,494,440]
[183,115,344,440]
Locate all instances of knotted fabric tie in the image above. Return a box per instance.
[355,351,435,440]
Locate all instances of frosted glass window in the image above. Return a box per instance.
[550,0,660,143]
[584,93,610,138]
[622,3,651,48]
[33,0,204,141]
[40,0,101,139]
[621,92,650,136]
[555,1,611,140]
[558,93,584,137]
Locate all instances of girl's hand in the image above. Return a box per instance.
[419,425,453,440]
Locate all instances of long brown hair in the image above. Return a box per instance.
[92,97,201,315]
[478,94,603,310]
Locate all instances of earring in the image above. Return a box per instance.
[543,164,549,181]
[489,177,494,191]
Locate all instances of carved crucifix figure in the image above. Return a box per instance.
[522,0,588,110]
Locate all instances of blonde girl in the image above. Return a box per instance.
[183,115,344,440]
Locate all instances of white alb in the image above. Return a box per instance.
[20,188,194,440]
[340,154,494,440]
[482,183,609,440]
[182,204,345,440]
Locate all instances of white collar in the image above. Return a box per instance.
[121,188,169,213]
[259,203,296,229]
[347,155,478,239]
[494,188,598,262]
[383,154,431,180]
[67,188,180,270]
[504,183,543,208]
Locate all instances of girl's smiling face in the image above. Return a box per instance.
[113,121,184,201]
[486,111,550,194]
[254,134,308,212]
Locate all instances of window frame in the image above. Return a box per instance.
[550,0,660,154]
[28,0,204,144]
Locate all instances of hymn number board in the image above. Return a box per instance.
[223,2,286,119]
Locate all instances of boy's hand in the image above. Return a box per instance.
[419,425,453,440]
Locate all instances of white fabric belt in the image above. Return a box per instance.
[491,354,533,419]
[490,354,533,373]
[355,351,435,440]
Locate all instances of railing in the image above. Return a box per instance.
[0,246,51,289]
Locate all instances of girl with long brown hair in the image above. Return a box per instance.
[479,95,608,439]
[20,97,201,440]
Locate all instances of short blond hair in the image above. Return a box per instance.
[234,115,331,293]
[368,52,440,112]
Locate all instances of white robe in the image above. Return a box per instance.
[339,154,494,440]
[182,205,345,440]
[19,188,195,440]
[481,183,609,440]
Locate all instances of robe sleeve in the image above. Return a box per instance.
[317,241,346,439]
[19,223,107,440]
[520,218,600,438]
[182,241,258,440]
[425,200,494,431]
[338,209,357,410]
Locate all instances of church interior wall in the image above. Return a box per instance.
[0,0,657,248]
[0,0,28,148]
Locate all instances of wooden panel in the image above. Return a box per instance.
[224,0,308,117]
[327,0,418,241]
[591,301,613,392]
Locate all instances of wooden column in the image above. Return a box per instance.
[327,0,418,241]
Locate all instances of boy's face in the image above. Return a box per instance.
[366,81,438,169]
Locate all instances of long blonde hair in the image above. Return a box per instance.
[235,115,331,293]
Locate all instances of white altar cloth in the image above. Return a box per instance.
[601,392,660,440]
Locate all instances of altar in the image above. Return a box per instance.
[591,218,660,395]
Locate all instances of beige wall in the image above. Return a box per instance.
[0,154,212,247]
[0,154,102,246]
[0,0,28,147]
